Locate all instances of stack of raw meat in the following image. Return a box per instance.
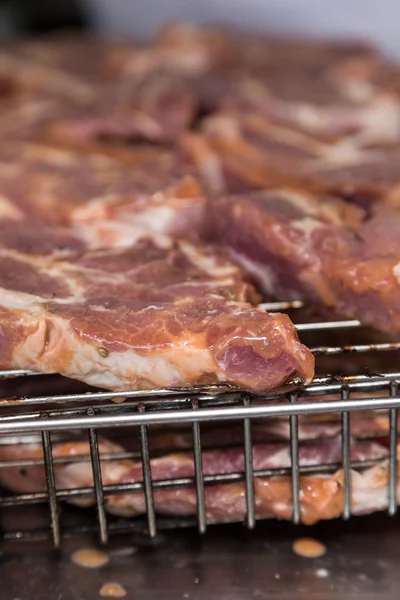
[1,24,400,525]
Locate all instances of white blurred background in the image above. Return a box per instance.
[84,0,400,58]
[0,0,397,60]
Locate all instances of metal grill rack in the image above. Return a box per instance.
[1,300,400,548]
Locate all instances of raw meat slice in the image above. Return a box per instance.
[0,239,313,392]
[181,117,329,194]
[181,105,400,195]
[0,35,195,144]
[0,87,194,146]
[0,218,86,257]
[0,433,392,524]
[6,34,143,85]
[0,141,146,224]
[156,24,400,145]
[70,175,206,251]
[0,140,205,250]
[2,28,395,147]
[203,188,400,335]
[299,148,400,210]
[221,83,400,147]
[42,74,195,145]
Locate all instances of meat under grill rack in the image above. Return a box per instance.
[0,300,400,548]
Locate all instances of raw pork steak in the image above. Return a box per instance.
[204,187,400,335]
[0,238,313,392]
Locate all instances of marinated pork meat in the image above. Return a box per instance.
[0,238,313,392]
[0,35,195,144]
[42,73,195,146]
[299,149,400,209]
[0,139,314,393]
[0,433,393,524]
[0,141,197,222]
[181,106,400,196]
[0,140,208,254]
[203,187,400,335]
[0,26,398,150]
[156,24,400,146]
[181,117,329,194]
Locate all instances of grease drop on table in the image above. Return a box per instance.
[71,548,109,568]
[292,537,327,558]
[99,582,127,597]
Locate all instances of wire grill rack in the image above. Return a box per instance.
[1,300,400,548]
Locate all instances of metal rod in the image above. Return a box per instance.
[3,393,400,433]
[41,429,61,548]
[296,320,361,332]
[243,396,255,529]
[0,369,42,379]
[303,375,398,396]
[311,342,400,356]
[389,382,399,516]
[0,419,392,471]
[191,400,207,533]
[88,428,108,544]
[258,300,304,311]
[0,384,233,406]
[1,515,200,543]
[0,450,141,468]
[289,392,301,524]
[0,392,243,414]
[341,387,351,520]
[1,372,399,410]
[0,457,384,508]
[139,409,157,538]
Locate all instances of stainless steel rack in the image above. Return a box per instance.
[1,300,400,548]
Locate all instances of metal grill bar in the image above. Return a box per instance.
[139,407,157,538]
[296,320,361,332]
[2,373,400,410]
[389,381,399,516]
[88,428,108,544]
[0,457,385,508]
[0,450,142,468]
[3,393,400,433]
[341,387,351,520]
[1,516,200,543]
[289,392,300,524]
[0,369,43,379]
[191,400,207,534]
[311,341,400,356]
[258,301,304,311]
[243,396,255,529]
[41,429,61,548]
[0,384,234,403]
[0,417,394,470]
[2,372,400,412]
[303,374,400,395]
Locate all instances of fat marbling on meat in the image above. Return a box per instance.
[0,236,313,392]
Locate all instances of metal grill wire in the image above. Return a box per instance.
[0,301,400,546]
